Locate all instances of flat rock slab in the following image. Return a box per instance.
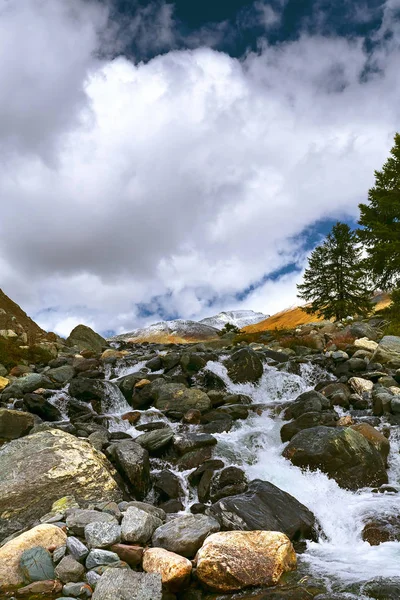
[92,569,162,600]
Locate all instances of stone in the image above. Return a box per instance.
[121,506,162,544]
[14,580,63,597]
[197,531,296,592]
[362,516,400,545]
[66,510,119,537]
[361,577,400,600]
[372,335,400,366]
[20,546,55,582]
[121,501,166,521]
[46,365,75,384]
[283,390,329,420]
[154,384,211,413]
[0,375,9,391]
[109,544,144,567]
[62,581,92,597]
[66,324,106,353]
[91,569,162,600]
[66,537,89,563]
[283,426,388,490]
[23,393,63,421]
[86,570,101,588]
[153,470,182,500]
[85,522,121,549]
[0,430,122,540]
[152,514,220,558]
[85,549,120,570]
[134,428,174,453]
[348,377,374,395]
[0,524,66,592]
[280,411,338,443]
[68,379,126,413]
[210,480,317,541]
[354,337,378,352]
[0,409,35,446]
[173,433,217,454]
[55,555,85,583]
[111,440,150,500]
[1,373,54,400]
[224,348,264,383]
[176,445,213,470]
[53,545,66,563]
[350,423,390,464]
[143,548,192,590]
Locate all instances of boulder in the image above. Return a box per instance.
[13,580,63,597]
[154,384,211,413]
[280,411,338,442]
[85,549,120,570]
[0,375,9,391]
[350,423,390,464]
[1,373,54,400]
[196,530,296,592]
[109,544,143,567]
[0,429,122,539]
[111,440,150,499]
[354,338,378,352]
[46,365,75,385]
[134,428,174,453]
[55,555,85,583]
[23,393,63,422]
[210,480,317,541]
[282,426,388,490]
[224,348,263,384]
[0,408,34,441]
[92,569,162,600]
[362,516,400,545]
[143,548,192,590]
[66,324,106,353]
[348,377,373,395]
[152,514,220,558]
[153,470,182,500]
[372,335,400,366]
[20,546,55,582]
[283,390,329,420]
[66,509,118,537]
[121,506,162,544]
[0,524,66,592]
[84,522,121,548]
[68,379,127,414]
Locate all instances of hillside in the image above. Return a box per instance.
[200,310,269,330]
[243,292,392,333]
[109,319,220,344]
[0,289,45,341]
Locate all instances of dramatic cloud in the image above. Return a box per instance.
[1,0,399,335]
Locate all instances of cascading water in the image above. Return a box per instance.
[204,359,400,592]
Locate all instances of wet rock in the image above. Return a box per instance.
[85,549,120,570]
[0,408,35,441]
[143,548,192,591]
[200,410,233,433]
[154,384,211,413]
[62,581,92,597]
[55,555,85,583]
[361,577,400,599]
[85,522,121,548]
[121,506,162,544]
[182,409,202,424]
[110,439,150,500]
[362,516,400,545]
[280,411,338,443]
[91,569,162,600]
[174,433,217,454]
[1,373,54,400]
[0,430,121,540]
[196,530,296,592]
[188,460,225,486]
[69,379,125,413]
[153,470,182,501]
[224,348,263,384]
[20,546,55,582]
[134,427,174,453]
[152,514,220,558]
[176,445,213,470]
[0,524,66,592]
[46,365,75,384]
[180,353,207,374]
[209,466,248,502]
[283,426,388,490]
[66,510,118,537]
[283,390,329,420]
[210,479,317,542]
[23,393,63,421]
[66,324,106,353]
[349,423,390,464]
[109,544,144,567]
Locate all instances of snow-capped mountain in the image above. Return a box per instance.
[199,310,269,330]
[108,319,220,344]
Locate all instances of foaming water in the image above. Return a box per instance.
[47,386,70,419]
[205,360,400,588]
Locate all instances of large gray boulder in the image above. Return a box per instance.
[372,335,400,366]
[210,479,317,541]
[224,348,264,384]
[0,429,122,540]
[282,426,388,490]
[152,514,220,558]
[1,373,54,400]
[66,324,106,353]
[92,569,162,600]
[121,506,162,544]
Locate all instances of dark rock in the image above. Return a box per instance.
[361,577,400,600]
[85,549,120,570]
[134,428,174,454]
[46,365,75,385]
[362,515,400,545]
[2,373,55,400]
[224,348,263,384]
[200,410,233,433]
[66,324,106,353]
[55,555,85,583]
[283,390,329,420]
[283,426,388,490]
[159,499,184,513]
[210,479,318,541]
[145,356,163,371]
[176,446,213,470]
[0,409,35,441]
[280,411,338,442]
[188,460,225,485]
[23,393,62,421]
[174,433,217,454]
[110,440,150,500]
[155,384,211,413]
[153,470,182,500]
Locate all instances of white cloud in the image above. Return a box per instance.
[1,0,400,336]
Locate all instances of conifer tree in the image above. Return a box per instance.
[358,133,400,288]
[297,222,372,321]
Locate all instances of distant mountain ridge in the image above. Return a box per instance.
[199,310,269,330]
[109,319,220,344]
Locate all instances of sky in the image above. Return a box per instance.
[0,0,399,337]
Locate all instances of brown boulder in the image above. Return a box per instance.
[195,530,296,592]
[143,548,192,591]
